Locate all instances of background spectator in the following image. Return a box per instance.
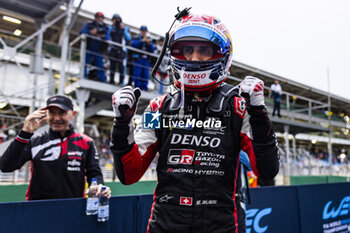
[153,36,170,94]
[80,12,108,82]
[0,132,7,144]
[107,13,131,85]
[271,79,282,117]
[131,25,155,90]
[0,94,110,200]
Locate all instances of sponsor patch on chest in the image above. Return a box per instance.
[67,158,81,172]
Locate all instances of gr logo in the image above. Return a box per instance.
[143,111,161,129]
[246,208,272,233]
[167,149,195,165]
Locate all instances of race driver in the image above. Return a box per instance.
[110,13,279,233]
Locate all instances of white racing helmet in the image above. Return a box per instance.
[168,14,233,92]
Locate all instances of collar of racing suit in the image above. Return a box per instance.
[168,83,239,114]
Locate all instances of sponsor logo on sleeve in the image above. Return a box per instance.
[234,97,245,118]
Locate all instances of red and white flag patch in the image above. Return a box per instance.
[180,196,193,206]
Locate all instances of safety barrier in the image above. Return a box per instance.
[0,181,158,203]
[0,182,349,233]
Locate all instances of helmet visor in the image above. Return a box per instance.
[171,41,223,61]
[170,24,231,53]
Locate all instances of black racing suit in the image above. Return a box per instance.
[0,127,103,200]
[110,83,279,233]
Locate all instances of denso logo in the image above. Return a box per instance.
[168,149,195,165]
[170,133,221,148]
[183,73,206,79]
[246,208,272,233]
[323,196,350,220]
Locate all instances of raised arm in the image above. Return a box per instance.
[110,87,159,184]
[239,76,280,179]
[0,108,46,172]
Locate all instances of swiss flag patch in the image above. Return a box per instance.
[180,196,193,206]
[234,97,246,119]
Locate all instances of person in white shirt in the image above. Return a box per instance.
[271,80,282,117]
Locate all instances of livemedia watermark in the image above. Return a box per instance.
[142,111,221,129]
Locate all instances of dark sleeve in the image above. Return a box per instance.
[147,42,155,52]
[105,26,112,41]
[248,106,280,179]
[131,38,141,49]
[110,118,133,184]
[110,118,134,158]
[101,24,108,40]
[0,130,33,172]
[80,23,89,35]
[85,140,104,186]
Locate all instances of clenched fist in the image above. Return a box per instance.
[239,76,265,106]
[112,86,141,120]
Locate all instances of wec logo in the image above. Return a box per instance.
[323,196,350,220]
[246,208,272,233]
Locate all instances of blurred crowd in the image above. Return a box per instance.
[94,132,113,167]
[310,148,349,164]
[0,123,18,144]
